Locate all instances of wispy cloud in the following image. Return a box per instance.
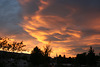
[0,0,100,57]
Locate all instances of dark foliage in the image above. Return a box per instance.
[76,52,87,65]
[43,45,52,64]
[76,46,97,66]
[0,37,26,52]
[30,46,44,65]
[87,46,96,65]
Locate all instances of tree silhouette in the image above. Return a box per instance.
[30,46,44,66]
[11,41,26,52]
[0,37,26,52]
[43,45,52,66]
[87,46,96,65]
[44,45,52,57]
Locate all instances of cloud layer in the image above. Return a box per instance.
[0,0,100,57]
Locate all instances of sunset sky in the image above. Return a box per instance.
[0,0,100,57]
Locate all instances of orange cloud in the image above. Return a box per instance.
[17,0,100,57]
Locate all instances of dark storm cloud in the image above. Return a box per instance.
[18,0,42,16]
[52,0,100,10]
[41,0,100,16]
[52,33,71,41]
[52,33,71,38]
[69,48,87,53]
[44,35,61,41]
[37,27,50,31]
[82,29,100,37]
[0,0,22,24]
[0,0,23,35]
